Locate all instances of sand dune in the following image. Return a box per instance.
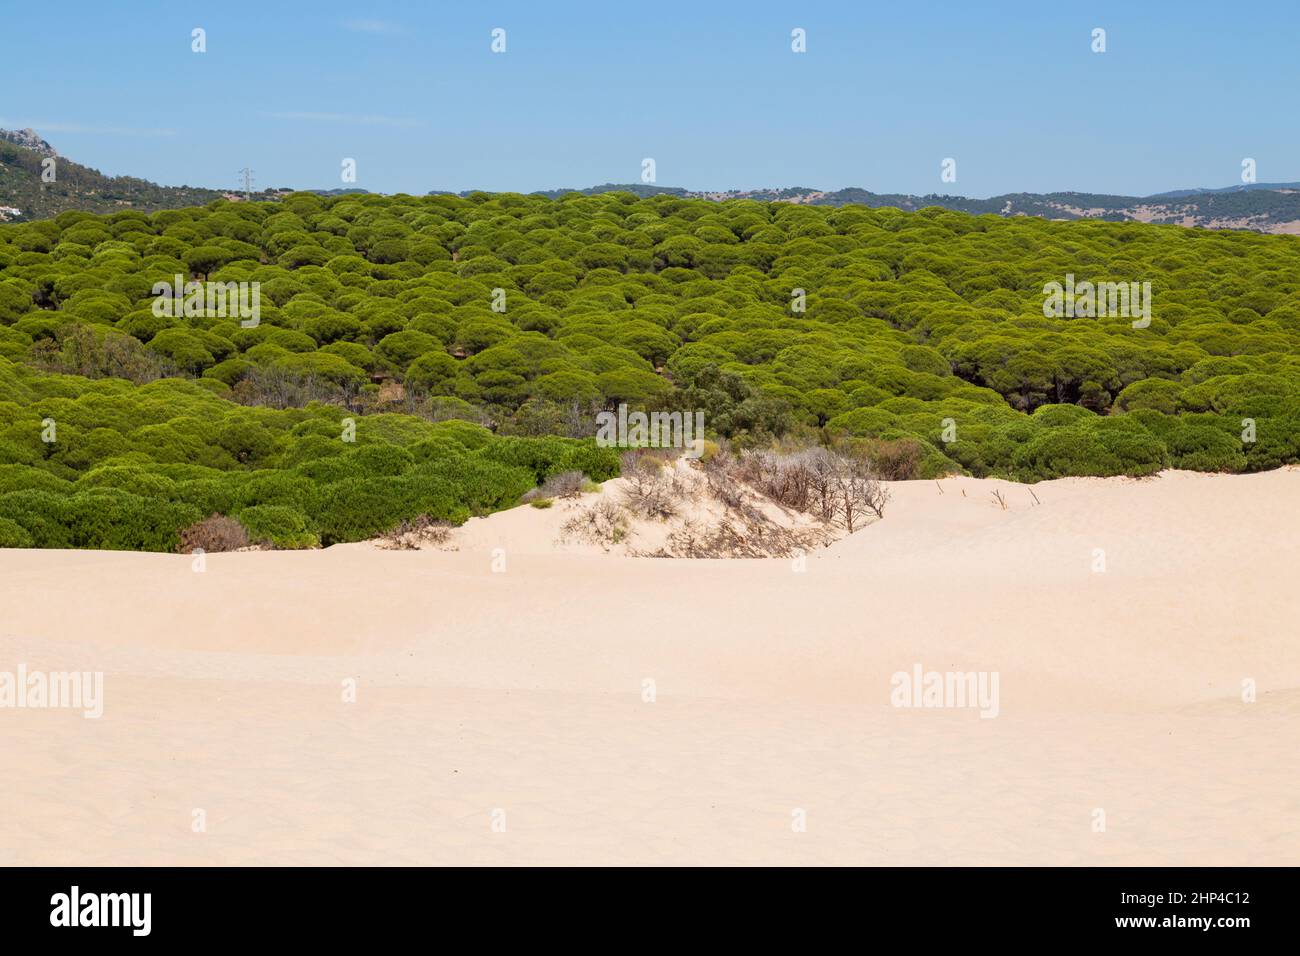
[2,469,1298,865]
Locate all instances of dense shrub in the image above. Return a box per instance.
[0,516,33,547]
[235,504,317,549]
[62,488,201,551]
[3,192,1300,550]
[0,358,618,550]
[0,489,73,548]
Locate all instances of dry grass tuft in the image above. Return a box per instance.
[559,499,628,549]
[178,514,249,554]
[378,516,457,550]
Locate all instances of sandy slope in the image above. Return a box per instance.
[1,469,1298,865]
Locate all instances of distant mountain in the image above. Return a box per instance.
[5,127,1300,235]
[417,181,1300,234]
[525,182,690,200]
[506,183,1300,234]
[488,184,1289,234]
[798,186,1300,233]
[1145,182,1300,199]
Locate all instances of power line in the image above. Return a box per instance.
[237,167,254,202]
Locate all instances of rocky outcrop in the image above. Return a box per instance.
[0,128,58,157]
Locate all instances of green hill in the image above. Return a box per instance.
[0,132,277,222]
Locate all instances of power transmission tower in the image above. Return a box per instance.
[237,167,254,202]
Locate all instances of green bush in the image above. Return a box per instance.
[1166,422,1248,472]
[0,489,73,548]
[62,488,202,551]
[236,504,318,549]
[316,477,411,544]
[0,516,33,547]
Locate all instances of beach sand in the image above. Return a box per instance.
[2,468,1297,865]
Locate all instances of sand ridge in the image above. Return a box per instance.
[1,468,1297,865]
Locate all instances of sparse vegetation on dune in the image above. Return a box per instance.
[521,468,588,503]
[376,514,457,551]
[559,497,629,550]
[554,446,883,558]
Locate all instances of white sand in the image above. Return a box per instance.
[2,468,1297,865]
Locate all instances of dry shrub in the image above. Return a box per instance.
[620,446,682,473]
[732,448,835,515]
[538,469,588,499]
[702,457,746,510]
[178,514,249,553]
[621,455,696,519]
[521,470,597,504]
[379,515,456,550]
[700,457,768,524]
[860,438,926,480]
[636,519,831,559]
[229,365,360,411]
[708,446,889,531]
[620,448,661,475]
[33,325,174,385]
[559,499,628,549]
[835,456,890,531]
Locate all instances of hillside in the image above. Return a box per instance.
[0,130,282,222]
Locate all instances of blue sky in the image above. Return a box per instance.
[3,0,1296,197]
